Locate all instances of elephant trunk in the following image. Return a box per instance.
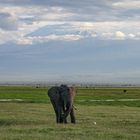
[63,87,76,122]
[63,101,73,121]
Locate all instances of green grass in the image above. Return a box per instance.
[0,86,140,140]
[0,86,49,103]
[0,103,140,140]
[0,86,140,106]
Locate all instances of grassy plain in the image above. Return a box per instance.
[0,86,140,140]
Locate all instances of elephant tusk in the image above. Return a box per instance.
[73,105,77,110]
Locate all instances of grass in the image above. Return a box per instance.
[0,103,140,140]
[0,86,140,106]
[0,86,140,139]
[0,86,48,103]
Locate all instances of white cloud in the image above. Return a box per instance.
[0,5,74,23]
[0,3,139,45]
[66,21,140,40]
[14,30,140,45]
[15,34,83,45]
[112,0,140,9]
[115,31,126,40]
[46,34,82,41]
[128,33,136,39]
[101,32,114,39]
[101,31,140,40]
[1,21,139,45]
[73,21,140,33]
[16,37,33,45]
[0,29,20,44]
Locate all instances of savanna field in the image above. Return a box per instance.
[0,86,140,140]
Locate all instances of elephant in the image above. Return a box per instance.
[48,85,76,124]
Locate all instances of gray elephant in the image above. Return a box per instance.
[48,85,76,124]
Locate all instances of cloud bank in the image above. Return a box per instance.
[0,0,139,44]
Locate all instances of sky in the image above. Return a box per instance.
[0,0,140,84]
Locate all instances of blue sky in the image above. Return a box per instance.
[0,0,140,84]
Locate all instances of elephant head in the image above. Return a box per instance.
[48,85,76,124]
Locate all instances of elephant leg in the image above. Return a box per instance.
[57,105,63,123]
[58,104,64,123]
[63,102,71,123]
[62,102,67,123]
[50,99,62,123]
[62,113,67,124]
[70,108,76,124]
